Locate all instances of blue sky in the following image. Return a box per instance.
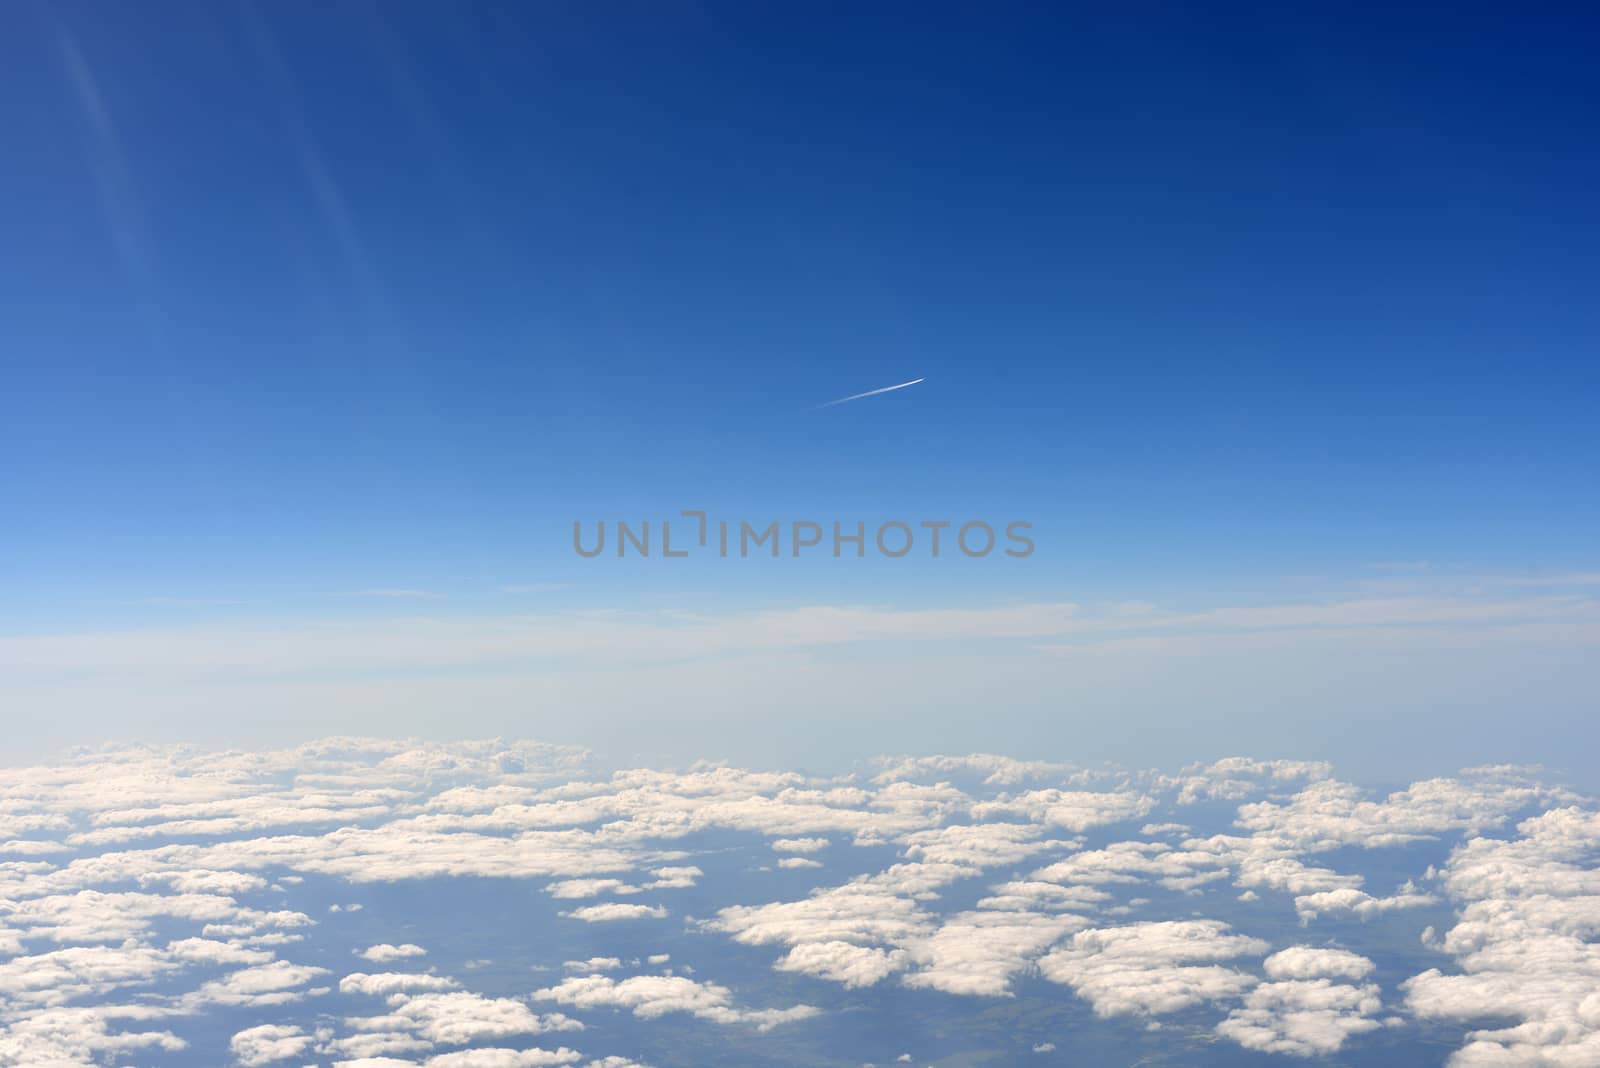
[2,4,1598,772]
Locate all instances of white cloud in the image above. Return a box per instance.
[1037,921,1268,1016]
[972,790,1153,833]
[166,938,275,967]
[320,1031,433,1059]
[0,1006,186,1066]
[364,991,583,1046]
[1403,806,1600,1064]
[341,972,461,997]
[0,944,181,1008]
[771,837,829,854]
[1294,883,1437,922]
[1217,979,1384,1056]
[1262,947,1376,982]
[357,943,428,963]
[14,588,1589,697]
[560,904,667,923]
[0,738,1592,1066]
[900,910,1087,997]
[774,941,907,988]
[230,1023,314,1066]
[643,865,701,889]
[185,960,330,1008]
[533,975,818,1031]
[423,1050,581,1067]
[563,957,624,973]
[546,879,640,900]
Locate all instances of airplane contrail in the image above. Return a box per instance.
[815,377,926,409]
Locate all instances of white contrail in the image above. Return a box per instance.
[815,377,925,409]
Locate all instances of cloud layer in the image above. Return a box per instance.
[0,740,1590,1065]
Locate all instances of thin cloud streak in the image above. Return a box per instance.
[334,588,441,599]
[4,590,1598,680]
[815,377,925,409]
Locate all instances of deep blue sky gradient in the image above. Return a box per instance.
[3,2,1598,625]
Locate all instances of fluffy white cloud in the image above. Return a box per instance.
[771,837,829,854]
[643,866,701,889]
[0,944,181,1008]
[352,991,583,1047]
[773,941,907,988]
[1217,979,1384,1056]
[185,960,330,1008]
[341,972,462,997]
[1037,921,1268,1016]
[533,975,818,1031]
[1028,840,1218,890]
[1403,807,1600,1065]
[900,910,1087,997]
[0,738,1591,1066]
[358,943,428,963]
[230,1023,314,1066]
[971,790,1154,832]
[546,879,640,899]
[423,1050,581,1067]
[563,957,624,973]
[1293,883,1437,922]
[1262,947,1376,982]
[320,1031,433,1059]
[1168,758,1333,805]
[0,1006,186,1066]
[561,904,667,923]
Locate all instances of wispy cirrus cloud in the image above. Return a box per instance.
[5,588,1596,680]
[2,578,1597,781]
[333,588,443,599]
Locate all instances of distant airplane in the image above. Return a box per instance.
[815,377,925,409]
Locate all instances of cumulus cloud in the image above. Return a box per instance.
[1402,806,1600,1065]
[901,910,1087,997]
[230,1023,314,1066]
[560,904,667,923]
[1037,921,1268,1016]
[358,943,428,963]
[422,1051,582,1067]
[0,738,1590,1066]
[0,1006,186,1066]
[184,960,330,1008]
[773,941,907,988]
[642,866,701,889]
[563,957,624,973]
[771,837,829,854]
[377,991,582,1045]
[340,972,462,997]
[1217,979,1384,1056]
[1262,947,1376,982]
[1293,883,1437,922]
[533,975,818,1031]
[971,790,1154,832]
